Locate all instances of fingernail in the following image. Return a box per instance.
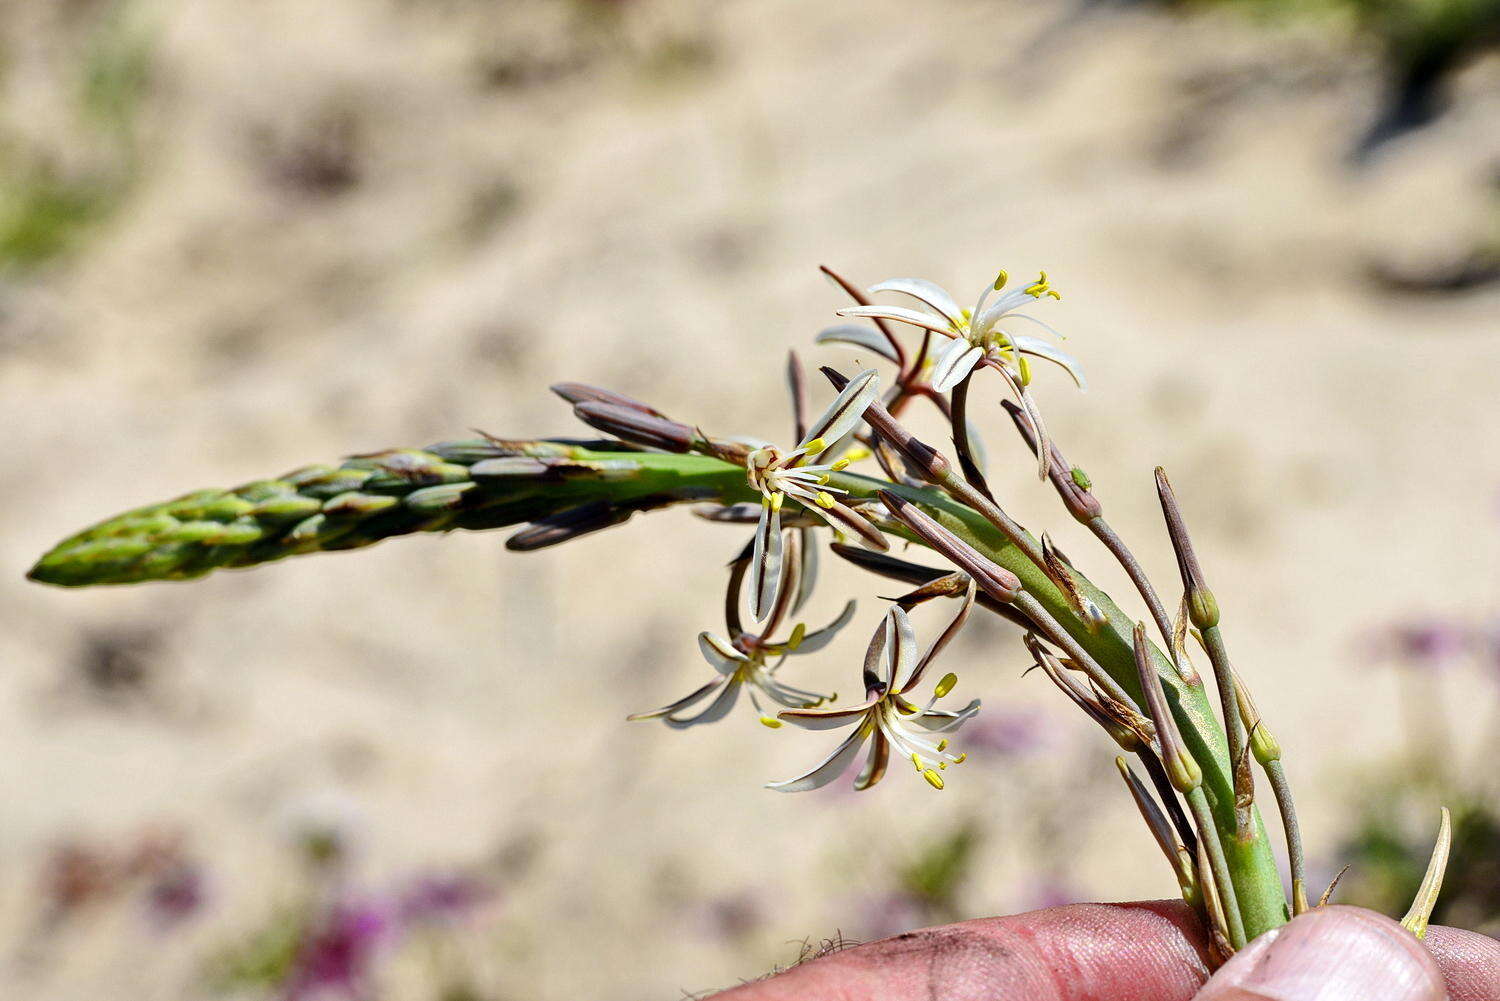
[1196,905,1445,1000]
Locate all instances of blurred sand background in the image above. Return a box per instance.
[1,0,1498,998]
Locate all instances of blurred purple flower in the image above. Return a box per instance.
[860,891,926,941]
[285,901,389,1001]
[145,860,206,929]
[397,873,492,926]
[961,708,1047,758]
[1380,621,1470,672]
[1016,874,1082,912]
[695,891,763,942]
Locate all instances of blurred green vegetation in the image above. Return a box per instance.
[1180,0,1500,144]
[0,1,150,271]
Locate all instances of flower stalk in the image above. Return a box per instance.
[28,266,1312,951]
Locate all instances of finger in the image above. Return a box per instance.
[715,899,1212,1001]
[1193,905,1444,1001]
[1423,924,1500,1001]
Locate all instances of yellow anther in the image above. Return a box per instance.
[954,753,967,764]
[934,673,958,698]
[816,474,830,485]
[770,492,784,513]
[923,769,945,790]
[760,716,783,729]
[993,269,1009,291]
[939,762,947,770]
[788,622,807,650]
[842,447,872,462]
[1017,354,1032,387]
[937,739,949,752]
[801,437,827,455]
[911,752,925,771]
[814,492,836,509]
[1036,269,1048,285]
[1046,289,1061,300]
[830,458,851,471]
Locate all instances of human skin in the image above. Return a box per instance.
[715,902,1500,1001]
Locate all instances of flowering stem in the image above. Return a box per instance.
[29,444,1291,938]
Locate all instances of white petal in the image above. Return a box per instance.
[974,290,1033,332]
[931,342,983,393]
[886,605,920,692]
[867,278,964,325]
[664,677,744,729]
[801,368,880,451]
[1012,334,1088,390]
[778,700,877,730]
[900,582,975,694]
[794,600,857,654]
[911,698,981,732]
[814,325,900,365]
[626,675,728,721]
[792,526,819,615]
[760,675,832,709]
[852,735,890,791]
[963,416,989,474]
[816,499,889,552]
[836,305,953,335]
[698,632,747,675]
[766,724,870,792]
[750,504,784,623]
[1005,312,1066,341]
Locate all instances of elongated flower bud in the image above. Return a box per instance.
[1001,400,1101,523]
[876,491,1022,603]
[1156,468,1219,629]
[29,441,720,586]
[549,383,666,417]
[1132,622,1201,792]
[572,402,697,453]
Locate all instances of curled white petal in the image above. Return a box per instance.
[836,305,954,335]
[867,278,964,325]
[1011,334,1087,390]
[794,599,857,654]
[931,342,984,393]
[885,605,920,692]
[910,697,982,732]
[750,503,784,623]
[664,677,745,729]
[766,722,871,792]
[801,368,880,451]
[698,632,747,675]
[778,700,878,730]
[626,675,729,722]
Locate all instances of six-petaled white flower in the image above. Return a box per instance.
[628,533,855,729]
[835,273,1085,478]
[767,586,981,793]
[744,368,888,622]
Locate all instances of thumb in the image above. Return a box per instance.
[1194,905,1445,1001]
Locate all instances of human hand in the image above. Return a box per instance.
[717,901,1500,1000]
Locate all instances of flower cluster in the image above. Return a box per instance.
[769,589,980,793]
[628,531,853,729]
[826,272,1084,478]
[742,367,888,620]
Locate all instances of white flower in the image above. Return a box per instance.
[628,535,856,729]
[835,273,1085,478]
[767,588,980,793]
[744,368,888,622]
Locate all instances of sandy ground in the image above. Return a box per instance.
[1,1,1497,998]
